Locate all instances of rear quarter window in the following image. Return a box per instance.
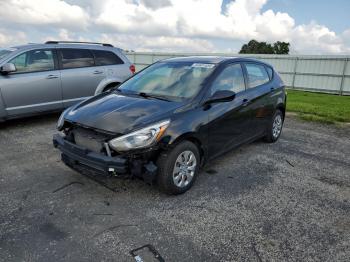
[265,66,273,80]
[92,50,124,66]
[245,63,270,88]
[60,48,94,69]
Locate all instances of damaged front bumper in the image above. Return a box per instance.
[52,134,158,182]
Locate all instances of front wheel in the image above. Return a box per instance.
[264,109,284,143]
[156,141,200,195]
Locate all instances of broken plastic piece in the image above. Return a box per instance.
[130,244,164,262]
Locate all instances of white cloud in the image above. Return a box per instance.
[41,29,97,44]
[0,0,349,54]
[140,0,172,10]
[93,0,349,53]
[100,34,215,52]
[291,22,345,54]
[341,29,350,51]
[0,30,27,46]
[0,0,89,29]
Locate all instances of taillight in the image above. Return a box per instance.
[129,64,135,74]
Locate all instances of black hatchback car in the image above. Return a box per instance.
[53,56,286,194]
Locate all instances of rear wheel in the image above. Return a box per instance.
[156,141,200,195]
[264,109,284,143]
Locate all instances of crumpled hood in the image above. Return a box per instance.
[65,92,183,134]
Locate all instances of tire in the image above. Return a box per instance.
[156,141,200,195]
[264,109,284,143]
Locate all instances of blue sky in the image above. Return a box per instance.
[262,0,350,33]
[222,0,350,33]
[0,0,349,54]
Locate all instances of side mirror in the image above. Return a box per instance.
[0,63,16,74]
[206,90,236,104]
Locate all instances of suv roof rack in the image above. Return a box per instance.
[45,41,114,47]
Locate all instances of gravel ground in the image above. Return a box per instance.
[0,114,349,262]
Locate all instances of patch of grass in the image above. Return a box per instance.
[286,89,350,124]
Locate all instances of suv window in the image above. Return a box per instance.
[245,63,270,88]
[9,50,54,73]
[92,50,124,66]
[211,64,245,95]
[60,49,94,69]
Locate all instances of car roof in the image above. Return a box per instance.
[162,56,271,66]
[10,43,123,52]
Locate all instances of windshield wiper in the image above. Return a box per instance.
[138,92,171,102]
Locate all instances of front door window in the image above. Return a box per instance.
[9,50,54,73]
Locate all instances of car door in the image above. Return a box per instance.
[58,48,106,108]
[243,63,274,135]
[206,63,251,159]
[0,49,62,116]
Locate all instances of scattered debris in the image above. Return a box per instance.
[130,244,165,262]
[227,176,234,179]
[52,181,84,193]
[103,200,110,206]
[285,160,294,167]
[93,213,113,216]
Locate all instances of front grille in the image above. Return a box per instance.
[72,127,110,153]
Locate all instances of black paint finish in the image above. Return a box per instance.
[61,57,286,164]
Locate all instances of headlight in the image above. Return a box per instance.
[109,120,170,151]
[57,108,70,130]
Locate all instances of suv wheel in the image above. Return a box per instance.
[264,109,284,143]
[156,141,200,195]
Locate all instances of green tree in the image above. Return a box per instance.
[239,39,290,54]
[273,41,290,54]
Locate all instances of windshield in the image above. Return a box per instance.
[118,62,216,100]
[0,48,15,60]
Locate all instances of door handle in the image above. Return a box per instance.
[93,70,103,74]
[242,98,250,107]
[46,74,59,79]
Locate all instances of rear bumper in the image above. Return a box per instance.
[53,134,128,175]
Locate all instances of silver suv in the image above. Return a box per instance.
[0,41,134,121]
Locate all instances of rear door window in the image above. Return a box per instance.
[59,49,94,69]
[9,49,54,73]
[245,63,270,88]
[92,50,124,66]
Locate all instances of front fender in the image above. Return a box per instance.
[94,77,124,95]
[158,107,209,161]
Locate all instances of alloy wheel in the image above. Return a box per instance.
[272,114,282,138]
[172,150,197,188]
